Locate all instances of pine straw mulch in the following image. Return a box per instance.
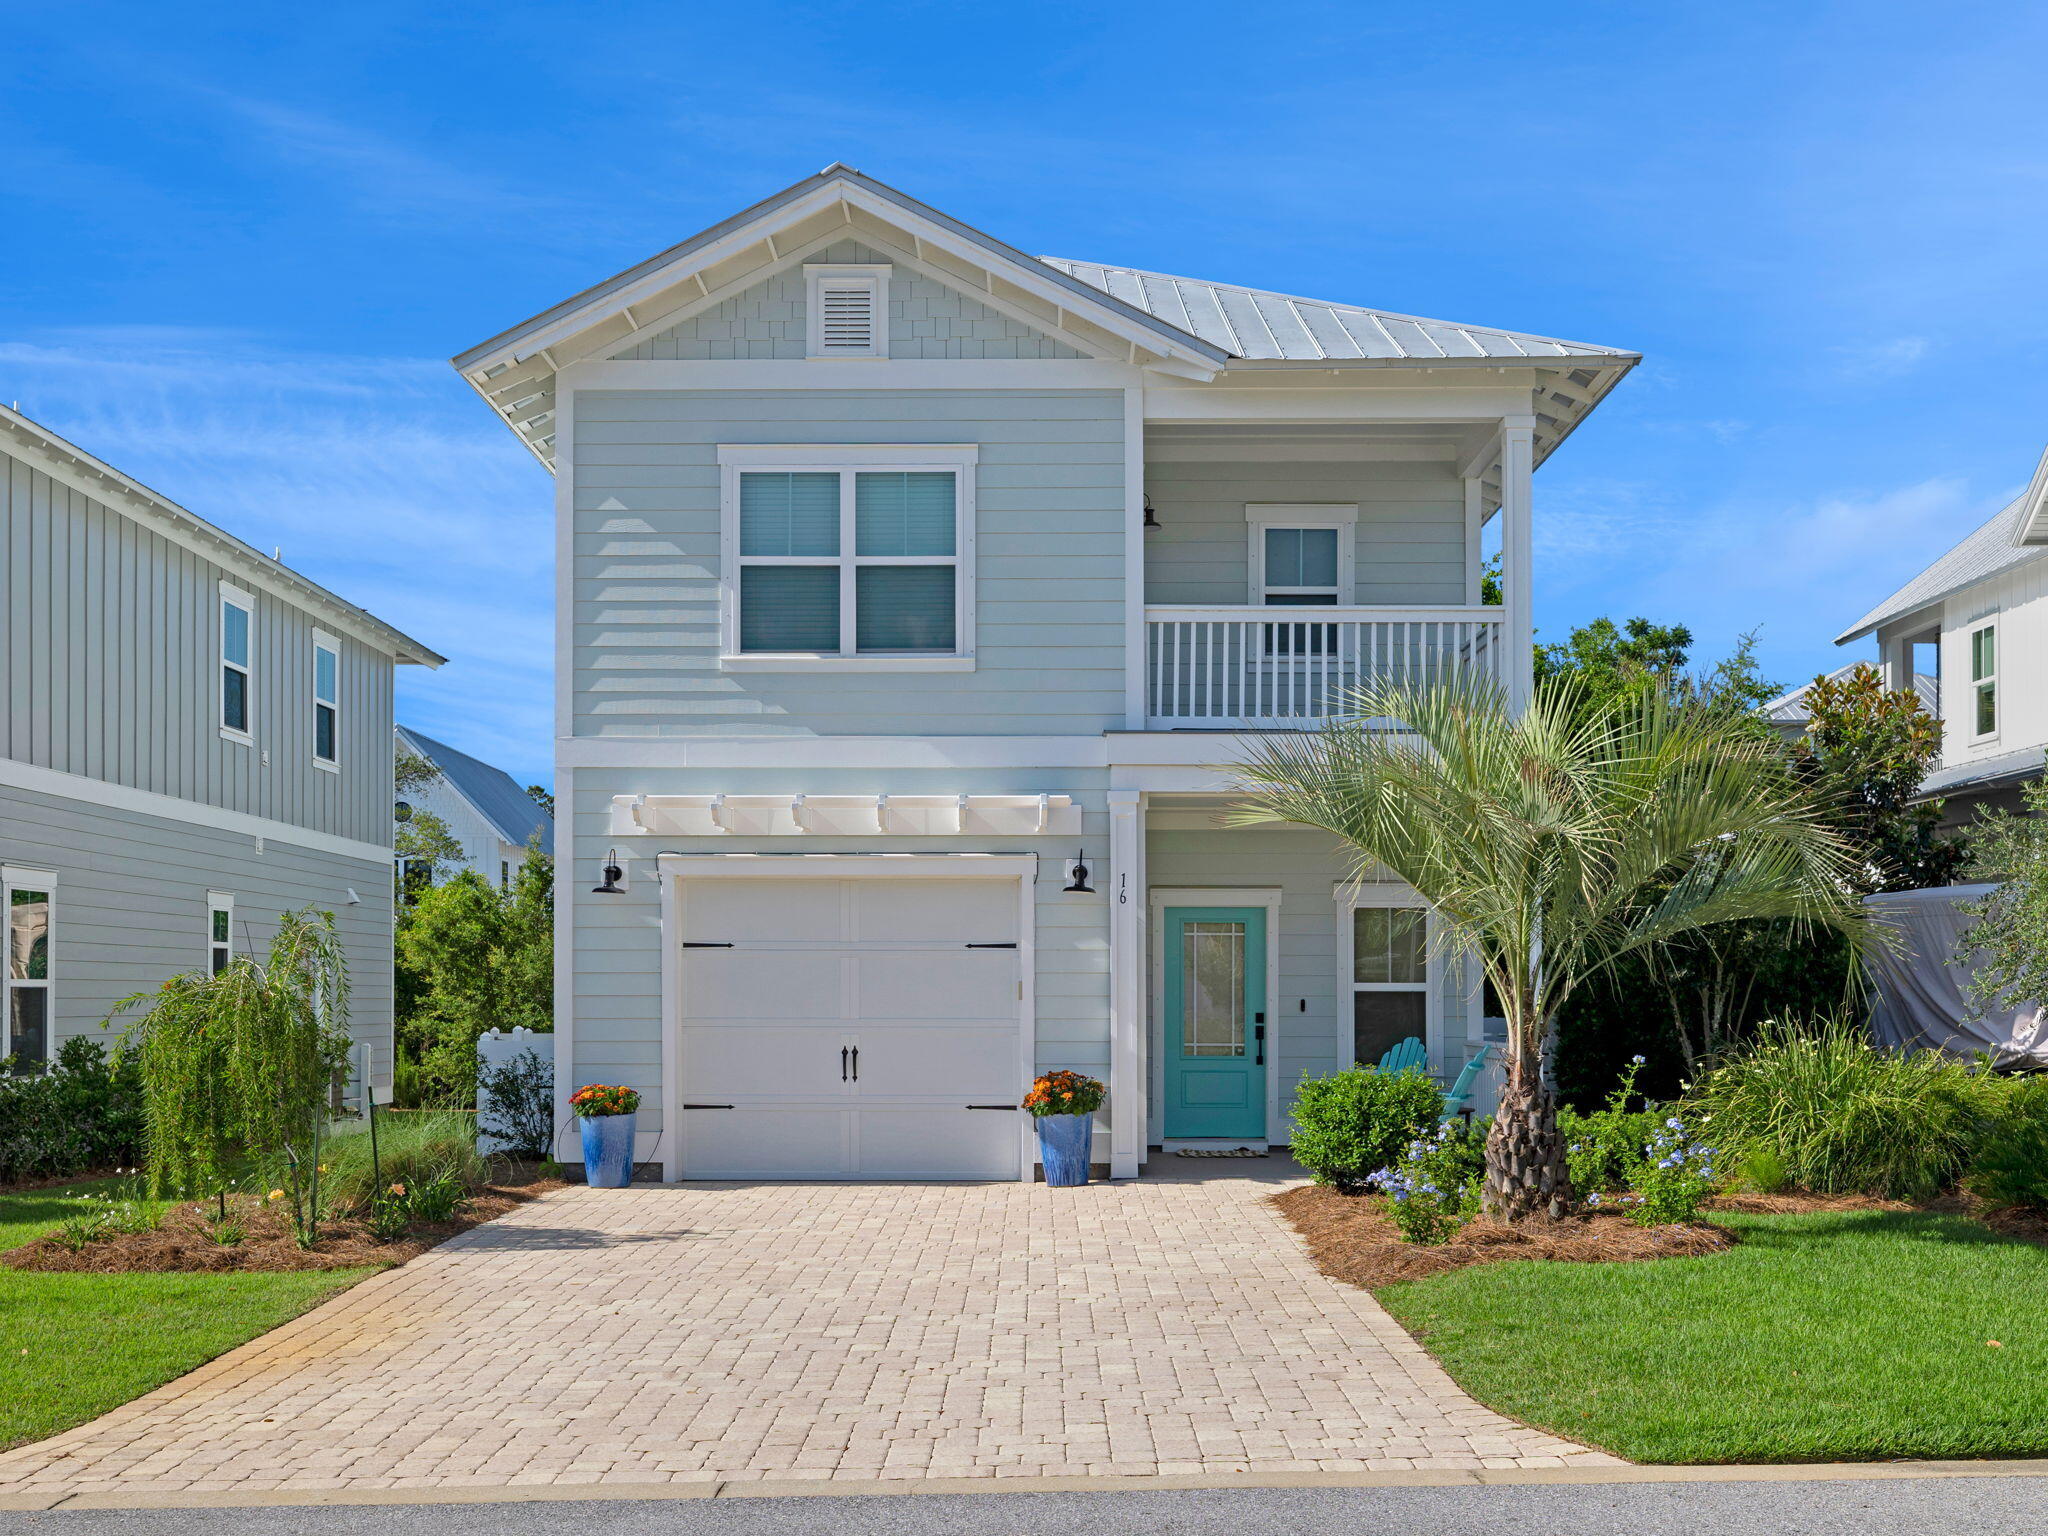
[4,1167,567,1275]
[1272,1183,1738,1288]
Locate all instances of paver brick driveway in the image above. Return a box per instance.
[0,1162,1614,1494]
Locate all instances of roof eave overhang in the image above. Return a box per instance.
[1836,596,1948,648]
[2015,441,2048,546]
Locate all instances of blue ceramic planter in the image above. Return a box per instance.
[1036,1113,1092,1186]
[580,1112,636,1188]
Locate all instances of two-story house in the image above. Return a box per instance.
[0,405,442,1084]
[395,725,553,889]
[1837,441,2048,828]
[454,166,1637,1180]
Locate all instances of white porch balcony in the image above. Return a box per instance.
[1143,604,1505,729]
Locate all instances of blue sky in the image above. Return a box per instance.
[5,2,2046,787]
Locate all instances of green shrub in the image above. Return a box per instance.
[1623,1119,1719,1226]
[1291,1067,1444,1193]
[1371,1119,1487,1243]
[1736,1147,1789,1194]
[1558,1055,1662,1195]
[0,1037,145,1184]
[1686,1018,2002,1199]
[322,1111,485,1216]
[1968,1079,2048,1212]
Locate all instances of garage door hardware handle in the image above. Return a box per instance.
[682,941,735,948]
[851,1046,859,1081]
[841,1046,849,1082]
[682,1103,734,1110]
[964,942,1017,948]
[966,1104,1017,1110]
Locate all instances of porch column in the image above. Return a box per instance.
[1107,789,1146,1178]
[1499,418,1536,713]
[1879,631,1913,694]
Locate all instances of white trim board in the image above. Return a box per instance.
[1148,886,1284,1148]
[0,756,395,866]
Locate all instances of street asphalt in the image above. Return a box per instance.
[5,1477,2048,1536]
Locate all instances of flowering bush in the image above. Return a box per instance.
[1559,1054,1664,1197]
[569,1083,640,1119]
[1022,1070,1105,1118]
[1625,1118,1719,1226]
[1370,1121,1484,1245]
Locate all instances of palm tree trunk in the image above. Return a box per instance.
[1483,1048,1572,1220]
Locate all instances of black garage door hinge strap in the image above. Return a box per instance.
[966,1104,1018,1110]
[964,942,1018,949]
[682,941,735,948]
[681,1103,734,1110]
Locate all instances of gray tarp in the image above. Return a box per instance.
[1863,883,2048,1065]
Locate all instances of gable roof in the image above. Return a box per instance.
[1038,259,1626,364]
[1,404,443,666]
[453,166,1638,479]
[1836,492,2048,643]
[398,725,552,854]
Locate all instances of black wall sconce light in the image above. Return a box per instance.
[1142,496,1161,531]
[592,849,625,894]
[1063,850,1094,894]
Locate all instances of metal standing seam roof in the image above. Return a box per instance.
[1836,494,2048,643]
[1918,745,2046,798]
[1762,665,1938,724]
[1038,259,1631,364]
[398,726,553,856]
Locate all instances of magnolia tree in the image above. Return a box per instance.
[1230,678,1865,1220]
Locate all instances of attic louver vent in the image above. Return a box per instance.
[806,264,889,358]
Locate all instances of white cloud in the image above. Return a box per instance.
[1831,335,1931,381]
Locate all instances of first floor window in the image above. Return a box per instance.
[1971,623,1997,737]
[221,587,253,737]
[5,882,52,1072]
[313,633,340,765]
[1351,903,1429,1068]
[208,895,234,976]
[726,459,971,658]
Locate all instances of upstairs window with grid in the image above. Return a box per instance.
[1971,624,1997,737]
[735,469,963,656]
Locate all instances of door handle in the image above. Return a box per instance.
[851,1046,859,1082]
[1254,1024,1266,1065]
[841,1046,849,1082]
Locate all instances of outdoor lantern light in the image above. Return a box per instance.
[592,849,625,894]
[1063,850,1094,894]
[1142,496,1161,530]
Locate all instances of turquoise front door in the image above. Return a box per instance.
[1162,907,1267,1140]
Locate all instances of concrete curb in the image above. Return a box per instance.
[7,1458,2048,1511]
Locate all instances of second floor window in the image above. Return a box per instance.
[723,457,973,661]
[1971,623,1997,737]
[220,587,253,739]
[313,633,340,767]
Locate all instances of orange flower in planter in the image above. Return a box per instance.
[1022,1070,1106,1118]
[569,1083,641,1118]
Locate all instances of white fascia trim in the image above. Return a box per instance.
[718,655,976,673]
[207,890,235,908]
[716,443,980,467]
[566,359,1136,392]
[0,756,395,866]
[1243,502,1360,523]
[556,735,1112,769]
[219,579,256,607]
[655,851,1037,880]
[1,864,59,888]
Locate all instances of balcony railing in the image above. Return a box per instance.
[1145,605,1504,728]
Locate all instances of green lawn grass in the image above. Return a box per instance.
[0,1182,375,1451]
[1374,1211,2048,1464]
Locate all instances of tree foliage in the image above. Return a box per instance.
[1957,773,2048,1016]
[524,784,555,817]
[1231,677,1865,1219]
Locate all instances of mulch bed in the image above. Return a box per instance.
[4,1169,566,1274]
[1272,1183,1738,1287]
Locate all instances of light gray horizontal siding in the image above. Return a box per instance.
[1144,460,1468,606]
[1,446,396,844]
[614,239,1084,362]
[571,390,1127,738]
[1,780,395,1082]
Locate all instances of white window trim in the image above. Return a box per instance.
[207,891,235,975]
[219,580,255,745]
[716,444,978,671]
[804,262,891,359]
[312,628,341,772]
[1147,887,1283,1149]
[1245,505,1357,606]
[3,867,57,1071]
[1335,883,1441,1073]
[1968,619,1999,743]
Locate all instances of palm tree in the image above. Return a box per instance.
[1229,678,1865,1221]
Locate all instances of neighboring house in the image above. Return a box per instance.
[1837,441,2048,826]
[0,405,442,1084]
[394,725,553,887]
[1761,664,1938,743]
[453,165,1638,1180]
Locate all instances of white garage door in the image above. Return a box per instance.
[675,875,1024,1180]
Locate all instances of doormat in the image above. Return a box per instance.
[1174,1147,1267,1158]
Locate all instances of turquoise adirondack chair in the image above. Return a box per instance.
[1376,1036,1427,1075]
[1439,1043,1495,1122]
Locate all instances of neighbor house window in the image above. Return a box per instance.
[312,631,340,768]
[1971,623,1997,737]
[4,874,53,1073]
[718,447,977,666]
[1350,902,1430,1069]
[207,893,234,976]
[220,584,254,740]
[804,263,890,358]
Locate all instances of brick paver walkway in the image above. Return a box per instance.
[0,1165,1614,1494]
